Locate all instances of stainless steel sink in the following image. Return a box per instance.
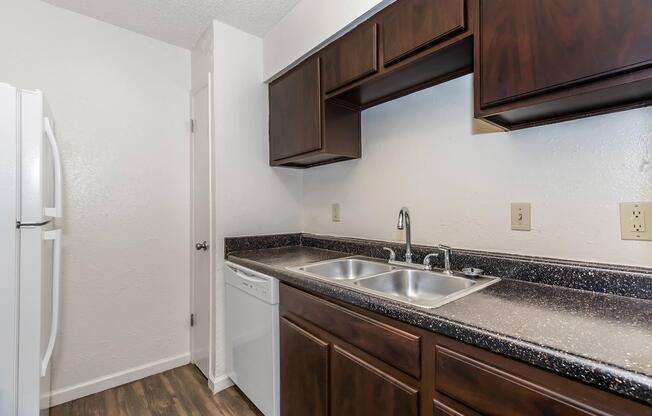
[293,258,395,280]
[354,269,496,308]
[288,257,500,309]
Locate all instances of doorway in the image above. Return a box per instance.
[190,82,212,380]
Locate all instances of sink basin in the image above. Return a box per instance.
[354,269,499,308]
[355,269,474,301]
[289,257,500,309]
[294,258,394,280]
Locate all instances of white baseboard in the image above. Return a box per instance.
[208,374,233,394]
[48,353,190,406]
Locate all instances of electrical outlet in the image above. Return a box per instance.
[620,202,652,241]
[511,203,531,231]
[331,203,341,222]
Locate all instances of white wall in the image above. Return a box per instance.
[212,21,303,377]
[192,26,214,94]
[0,0,191,403]
[263,0,392,80]
[303,75,652,267]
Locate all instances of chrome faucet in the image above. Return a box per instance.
[397,207,412,263]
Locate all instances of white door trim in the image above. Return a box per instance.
[189,72,214,383]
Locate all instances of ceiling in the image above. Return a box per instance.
[42,0,301,49]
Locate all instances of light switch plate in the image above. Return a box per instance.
[511,203,531,231]
[620,202,652,241]
[331,203,341,222]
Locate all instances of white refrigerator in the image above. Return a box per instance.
[0,83,63,416]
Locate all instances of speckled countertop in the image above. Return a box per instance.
[227,245,652,406]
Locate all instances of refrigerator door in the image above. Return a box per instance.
[20,89,61,225]
[18,224,60,416]
[0,82,19,416]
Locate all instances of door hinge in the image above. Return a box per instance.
[190,119,195,133]
[190,313,195,327]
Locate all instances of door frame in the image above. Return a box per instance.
[189,72,214,383]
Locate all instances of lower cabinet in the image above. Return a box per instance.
[279,283,651,416]
[279,318,328,416]
[280,314,420,416]
[330,345,419,416]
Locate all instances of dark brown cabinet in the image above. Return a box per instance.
[279,283,651,416]
[269,57,361,168]
[331,345,419,416]
[279,317,329,416]
[436,345,592,416]
[268,0,472,167]
[321,23,378,93]
[381,0,467,66]
[476,0,652,129]
[280,284,423,416]
[269,57,321,161]
[269,0,652,166]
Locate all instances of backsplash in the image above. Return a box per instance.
[225,233,652,301]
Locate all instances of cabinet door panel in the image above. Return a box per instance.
[480,0,652,107]
[382,0,466,65]
[331,345,419,416]
[269,57,321,161]
[280,317,328,416]
[435,346,593,416]
[322,23,378,93]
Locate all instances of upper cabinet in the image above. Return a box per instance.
[476,0,652,129]
[269,0,652,167]
[269,57,361,168]
[330,0,473,110]
[269,57,322,162]
[321,23,378,93]
[382,0,467,66]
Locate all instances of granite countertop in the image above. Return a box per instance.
[227,245,652,406]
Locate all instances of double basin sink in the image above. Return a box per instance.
[288,257,500,309]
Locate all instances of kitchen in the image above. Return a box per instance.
[1,0,651,415]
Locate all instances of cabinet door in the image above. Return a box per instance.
[322,23,378,93]
[480,0,652,107]
[382,0,466,66]
[269,57,322,161]
[331,345,419,416]
[279,317,329,416]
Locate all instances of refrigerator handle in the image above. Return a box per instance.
[43,117,63,218]
[41,229,62,377]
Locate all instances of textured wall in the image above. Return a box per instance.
[0,0,191,397]
[212,20,303,377]
[303,75,652,267]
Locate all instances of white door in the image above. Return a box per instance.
[190,85,211,379]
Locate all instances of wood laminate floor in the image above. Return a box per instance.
[50,365,263,416]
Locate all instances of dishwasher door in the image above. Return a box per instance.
[225,262,279,416]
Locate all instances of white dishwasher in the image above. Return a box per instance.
[225,261,279,416]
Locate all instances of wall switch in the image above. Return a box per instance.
[511,203,531,231]
[620,202,652,240]
[331,203,341,222]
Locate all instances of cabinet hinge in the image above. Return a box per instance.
[190,119,195,133]
[190,313,195,327]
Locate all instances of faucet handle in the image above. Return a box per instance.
[437,244,451,252]
[382,247,396,261]
[423,253,439,271]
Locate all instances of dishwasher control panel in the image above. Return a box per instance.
[225,262,279,304]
